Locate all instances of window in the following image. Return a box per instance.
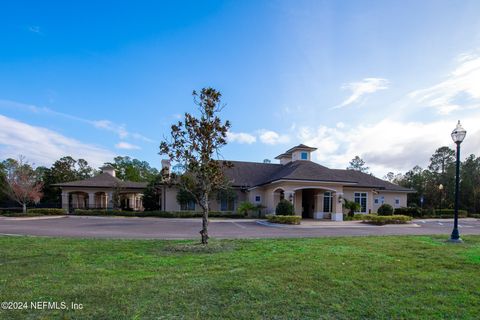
[301,152,308,160]
[395,198,400,206]
[255,195,261,202]
[374,198,379,205]
[354,192,367,213]
[220,198,235,211]
[323,192,333,212]
[180,200,195,211]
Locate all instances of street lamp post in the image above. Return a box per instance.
[449,120,466,243]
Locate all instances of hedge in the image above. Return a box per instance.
[275,199,295,215]
[361,214,412,225]
[27,208,67,215]
[393,207,423,217]
[377,204,394,216]
[72,209,246,219]
[267,215,301,225]
[394,207,468,219]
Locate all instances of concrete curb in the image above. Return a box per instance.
[0,215,68,221]
[256,220,421,229]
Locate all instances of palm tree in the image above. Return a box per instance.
[343,199,361,218]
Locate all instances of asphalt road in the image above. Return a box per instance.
[0,216,479,239]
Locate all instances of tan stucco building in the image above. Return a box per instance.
[158,144,414,221]
[56,145,413,220]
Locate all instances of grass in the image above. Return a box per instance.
[0,236,480,319]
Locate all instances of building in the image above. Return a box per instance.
[54,165,147,212]
[159,144,413,220]
[56,145,413,220]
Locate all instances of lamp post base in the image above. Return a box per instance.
[448,238,464,243]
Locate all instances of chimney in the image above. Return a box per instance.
[101,164,116,177]
[161,159,171,175]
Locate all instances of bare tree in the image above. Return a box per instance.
[1,156,43,213]
[160,88,231,245]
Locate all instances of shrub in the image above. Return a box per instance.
[71,209,245,219]
[377,204,394,216]
[237,202,257,217]
[267,214,301,225]
[361,214,412,225]
[73,209,129,216]
[275,199,294,215]
[394,207,423,217]
[343,199,361,218]
[27,208,66,215]
[433,209,468,218]
[468,213,480,218]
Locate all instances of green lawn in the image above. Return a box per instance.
[1,236,479,319]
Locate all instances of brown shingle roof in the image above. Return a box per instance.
[223,160,413,192]
[331,169,413,192]
[53,172,147,189]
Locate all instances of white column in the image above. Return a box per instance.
[88,192,95,209]
[107,191,114,209]
[313,193,324,220]
[61,192,69,212]
[331,192,344,221]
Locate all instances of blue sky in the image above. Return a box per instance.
[1,0,480,176]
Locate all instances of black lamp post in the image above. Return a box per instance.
[449,120,466,243]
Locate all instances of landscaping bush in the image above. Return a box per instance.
[432,209,468,219]
[394,207,423,217]
[468,213,480,218]
[361,214,412,225]
[28,208,67,215]
[72,209,245,219]
[267,215,301,225]
[73,209,129,216]
[377,204,394,216]
[275,199,294,215]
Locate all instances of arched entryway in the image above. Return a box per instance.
[292,187,338,220]
[94,192,108,209]
[68,191,89,210]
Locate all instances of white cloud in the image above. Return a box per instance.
[409,52,480,115]
[227,132,256,144]
[0,114,114,167]
[0,99,154,142]
[93,120,129,139]
[115,142,141,150]
[258,130,291,145]
[334,78,389,109]
[298,116,480,177]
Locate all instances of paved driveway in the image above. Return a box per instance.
[0,216,479,239]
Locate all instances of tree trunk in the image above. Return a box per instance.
[199,194,209,245]
[22,203,27,214]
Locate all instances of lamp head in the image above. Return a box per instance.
[451,120,466,144]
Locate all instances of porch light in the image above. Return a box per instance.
[337,193,344,203]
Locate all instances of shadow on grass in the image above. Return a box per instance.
[162,240,237,254]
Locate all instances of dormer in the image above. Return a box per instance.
[275,144,317,164]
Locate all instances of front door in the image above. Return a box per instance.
[302,189,315,218]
